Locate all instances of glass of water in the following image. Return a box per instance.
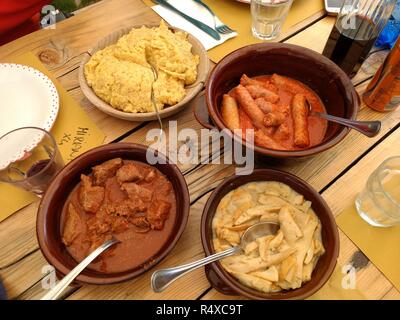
[355,156,400,227]
[251,0,294,40]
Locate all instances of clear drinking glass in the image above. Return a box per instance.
[0,127,64,196]
[355,156,400,227]
[251,0,293,40]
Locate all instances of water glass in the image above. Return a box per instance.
[0,127,64,196]
[355,156,400,227]
[251,0,293,40]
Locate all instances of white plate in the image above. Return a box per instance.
[0,64,59,170]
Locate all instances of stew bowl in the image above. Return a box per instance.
[195,42,360,158]
[200,169,339,300]
[37,143,190,285]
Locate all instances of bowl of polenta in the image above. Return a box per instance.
[79,21,209,121]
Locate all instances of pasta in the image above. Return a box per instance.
[212,181,325,293]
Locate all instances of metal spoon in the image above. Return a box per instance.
[151,222,279,293]
[41,237,119,300]
[306,100,381,138]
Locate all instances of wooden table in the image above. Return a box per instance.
[0,0,399,300]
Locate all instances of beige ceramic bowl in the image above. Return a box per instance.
[79,24,210,121]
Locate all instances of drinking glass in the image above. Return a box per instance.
[322,0,396,77]
[355,156,400,227]
[0,127,64,196]
[251,0,293,40]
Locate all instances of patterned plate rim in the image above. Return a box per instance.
[0,63,60,170]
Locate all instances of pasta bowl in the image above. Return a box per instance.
[195,42,360,158]
[200,169,339,300]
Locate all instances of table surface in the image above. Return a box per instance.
[0,0,399,300]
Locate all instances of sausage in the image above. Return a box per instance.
[240,74,264,87]
[291,94,310,148]
[237,108,254,140]
[271,74,308,95]
[254,130,283,150]
[246,85,280,103]
[238,108,254,131]
[234,85,265,129]
[265,82,278,93]
[274,122,290,141]
[240,74,278,93]
[263,112,285,127]
[221,94,240,130]
[255,98,278,114]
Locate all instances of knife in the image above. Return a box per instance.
[154,0,221,41]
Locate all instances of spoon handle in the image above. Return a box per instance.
[151,246,240,293]
[41,238,118,300]
[315,112,381,138]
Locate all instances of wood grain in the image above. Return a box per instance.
[1,1,399,301]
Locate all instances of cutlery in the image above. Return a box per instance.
[151,222,279,292]
[154,0,221,40]
[306,100,381,138]
[147,59,163,136]
[41,237,119,300]
[194,0,236,34]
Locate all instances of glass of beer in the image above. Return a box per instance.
[251,0,293,40]
[355,156,400,227]
[0,127,64,196]
[322,0,397,77]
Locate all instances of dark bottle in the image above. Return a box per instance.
[322,0,396,77]
[363,35,400,112]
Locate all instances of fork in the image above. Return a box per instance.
[193,0,236,34]
[147,60,164,137]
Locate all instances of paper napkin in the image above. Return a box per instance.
[152,0,238,50]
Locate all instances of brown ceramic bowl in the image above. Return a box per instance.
[201,169,339,300]
[37,143,190,285]
[79,24,210,122]
[195,42,360,158]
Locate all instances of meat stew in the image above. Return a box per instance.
[61,158,176,273]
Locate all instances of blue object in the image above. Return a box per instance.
[376,0,400,48]
[0,279,7,300]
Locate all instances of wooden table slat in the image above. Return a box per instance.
[0,0,399,301]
